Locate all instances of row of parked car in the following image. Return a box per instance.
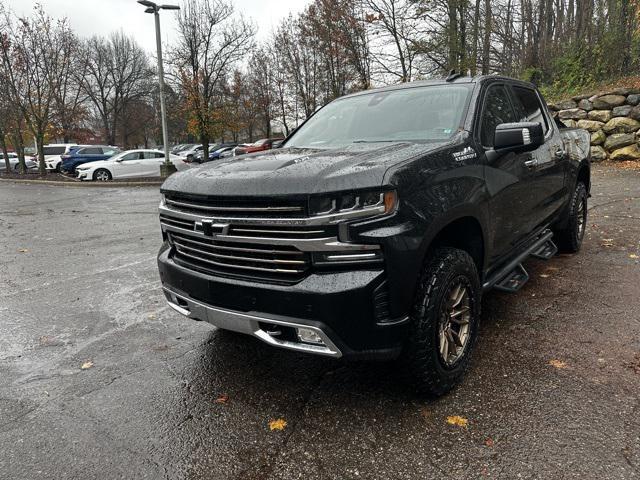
[173,138,284,165]
[1,137,285,181]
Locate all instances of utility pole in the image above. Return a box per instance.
[137,0,180,177]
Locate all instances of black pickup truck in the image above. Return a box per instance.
[157,75,591,396]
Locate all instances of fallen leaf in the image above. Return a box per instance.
[484,437,494,447]
[630,254,639,259]
[539,274,550,278]
[548,359,567,369]
[17,248,29,253]
[268,418,287,431]
[80,360,94,370]
[446,415,468,428]
[215,394,229,404]
[147,313,157,320]
[419,407,432,421]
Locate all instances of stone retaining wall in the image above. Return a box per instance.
[548,88,640,162]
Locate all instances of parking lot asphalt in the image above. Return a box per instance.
[0,164,639,480]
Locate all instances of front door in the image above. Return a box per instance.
[479,84,540,264]
[113,151,144,178]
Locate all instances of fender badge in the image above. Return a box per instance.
[453,147,477,162]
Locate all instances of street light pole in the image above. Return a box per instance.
[137,0,180,177]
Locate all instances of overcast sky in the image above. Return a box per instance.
[6,0,310,53]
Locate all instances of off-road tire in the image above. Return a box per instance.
[554,182,587,253]
[400,248,481,397]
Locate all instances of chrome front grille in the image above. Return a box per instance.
[169,230,310,281]
[159,193,382,284]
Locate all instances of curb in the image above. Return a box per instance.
[0,178,163,188]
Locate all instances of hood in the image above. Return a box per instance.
[161,142,447,197]
[77,159,111,169]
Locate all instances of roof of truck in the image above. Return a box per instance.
[340,75,537,100]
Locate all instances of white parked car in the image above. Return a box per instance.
[76,149,185,181]
[42,144,78,171]
[0,153,38,171]
[178,144,203,162]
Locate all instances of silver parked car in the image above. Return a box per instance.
[0,153,37,171]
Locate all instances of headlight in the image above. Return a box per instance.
[308,190,397,219]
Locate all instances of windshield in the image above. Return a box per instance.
[285,85,471,149]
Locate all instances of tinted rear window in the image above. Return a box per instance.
[80,147,103,155]
[43,147,66,155]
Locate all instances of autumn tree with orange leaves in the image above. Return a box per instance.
[170,0,255,156]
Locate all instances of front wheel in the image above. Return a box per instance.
[554,182,587,253]
[400,248,481,397]
[93,169,112,182]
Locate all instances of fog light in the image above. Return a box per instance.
[296,327,325,345]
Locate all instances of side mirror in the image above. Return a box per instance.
[493,122,544,152]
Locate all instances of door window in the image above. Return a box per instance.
[43,146,66,155]
[480,85,517,147]
[80,147,102,155]
[143,152,164,159]
[511,86,549,134]
[120,152,141,161]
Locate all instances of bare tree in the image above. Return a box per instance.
[52,28,85,143]
[0,5,73,173]
[361,0,422,82]
[80,32,152,146]
[170,0,255,156]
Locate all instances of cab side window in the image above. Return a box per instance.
[480,85,517,147]
[511,86,549,134]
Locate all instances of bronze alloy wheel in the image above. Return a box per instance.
[438,279,472,367]
[576,194,587,241]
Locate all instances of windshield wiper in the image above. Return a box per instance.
[352,140,396,144]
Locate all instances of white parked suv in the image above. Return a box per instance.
[42,144,78,171]
[76,149,185,181]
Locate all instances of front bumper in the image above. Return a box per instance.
[77,170,90,180]
[158,246,409,360]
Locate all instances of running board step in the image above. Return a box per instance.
[494,264,529,293]
[531,238,558,260]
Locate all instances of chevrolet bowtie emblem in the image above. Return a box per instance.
[198,220,230,236]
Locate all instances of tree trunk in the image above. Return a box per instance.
[36,133,46,175]
[0,133,11,173]
[471,0,481,75]
[11,131,26,174]
[448,1,459,71]
[481,0,491,74]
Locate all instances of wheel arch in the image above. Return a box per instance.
[419,211,487,281]
[577,159,591,194]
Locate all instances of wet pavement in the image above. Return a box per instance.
[0,164,639,480]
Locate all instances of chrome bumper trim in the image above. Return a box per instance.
[163,287,342,358]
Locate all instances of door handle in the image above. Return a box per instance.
[554,149,566,160]
[524,159,538,169]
